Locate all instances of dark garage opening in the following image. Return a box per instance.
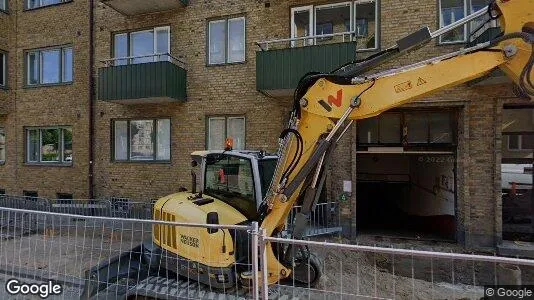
[356,109,458,240]
[356,153,456,240]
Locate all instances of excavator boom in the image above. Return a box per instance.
[260,0,534,285]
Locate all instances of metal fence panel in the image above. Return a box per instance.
[49,199,113,217]
[261,236,534,300]
[0,207,258,300]
[3,200,534,300]
[288,202,342,237]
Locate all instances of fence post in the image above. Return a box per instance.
[251,222,260,300]
[259,227,269,300]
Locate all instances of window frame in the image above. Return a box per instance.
[0,0,6,14]
[206,116,246,150]
[112,26,171,66]
[25,45,73,87]
[207,16,246,66]
[203,153,258,219]
[25,126,72,165]
[291,1,379,51]
[23,190,38,201]
[25,0,71,10]
[438,0,498,45]
[111,118,172,163]
[0,127,5,165]
[438,0,468,44]
[0,50,6,89]
[507,134,534,152]
[357,110,457,148]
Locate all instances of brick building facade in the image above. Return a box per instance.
[0,0,532,252]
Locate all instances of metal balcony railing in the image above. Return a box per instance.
[256,31,363,51]
[100,53,186,69]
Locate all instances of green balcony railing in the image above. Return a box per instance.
[256,40,358,93]
[98,54,186,104]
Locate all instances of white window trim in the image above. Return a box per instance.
[291,0,379,50]
[227,116,246,149]
[208,20,227,65]
[207,117,226,150]
[438,0,468,44]
[291,5,314,48]
[25,127,72,164]
[0,52,5,87]
[355,0,379,50]
[208,17,246,65]
[116,26,171,64]
[128,119,154,161]
[314,2,352,45]
[227,17,246,64]
[26,46,73,86]
[113,118,171,162]
[207,116,246,150]
[155,26,171,57]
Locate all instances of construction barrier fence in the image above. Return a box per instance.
[1,206,534,299]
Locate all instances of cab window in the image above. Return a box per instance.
[204,154,257,219]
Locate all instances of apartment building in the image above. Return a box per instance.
[0,0,91,201]
[0,0,532,253]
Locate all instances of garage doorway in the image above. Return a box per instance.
[356,110,457,241]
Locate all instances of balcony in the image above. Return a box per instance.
[256,32,362,97]
[98,54,187,104]
[100,0,188,16]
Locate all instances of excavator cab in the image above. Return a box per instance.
[195,150,278,221]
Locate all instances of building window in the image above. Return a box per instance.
[439,0,495,44]
[0,51,6,88]
[207,116,245,150]
[508,135,534,151]
[26,0,69,10]
[291,1,378,50]
[112,119,171,162]
[0,189,5,195]
[439,0,466,43]
[25,127,72,164]
[113,26,170,66]
[56,193,73,203]
[26,46,73,86]
[23,190,38,201]
[357,113,401,144]
[0,0,7,11]
[0,127,5,164]
[358,111,455,146]
[208,16,245,65]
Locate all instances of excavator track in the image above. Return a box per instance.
[126,276,249,299]
[124,276,313,300]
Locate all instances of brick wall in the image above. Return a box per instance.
[0,0,91,199]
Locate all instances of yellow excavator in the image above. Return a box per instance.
[83,0,533,298]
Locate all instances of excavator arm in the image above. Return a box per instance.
[260,0,534,285]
